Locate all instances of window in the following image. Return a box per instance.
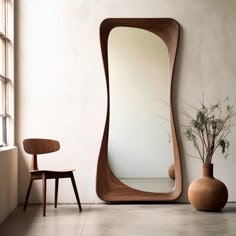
[0,0,13,147]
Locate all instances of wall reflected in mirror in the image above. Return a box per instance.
[107,27,175,193]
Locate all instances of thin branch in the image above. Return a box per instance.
[195,141,204,162]
[185,153,202,160]
[183,97,235,164]
[181,110,195,121]
[184,102,199,111]
[154,115,170,122]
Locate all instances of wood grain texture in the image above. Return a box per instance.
[23,138,60,157]
[96,18,182,202]
[23,138,82,216]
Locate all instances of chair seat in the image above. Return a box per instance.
[29,169,76,180]
[30,169,76,173]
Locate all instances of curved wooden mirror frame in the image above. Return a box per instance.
[96,18,182,202]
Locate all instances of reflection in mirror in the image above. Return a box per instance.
[108,27,175,193]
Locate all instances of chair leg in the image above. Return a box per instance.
[70,173,82,211]
[23,177,33,211]
[42,173,47,216]
[55,178,59,208]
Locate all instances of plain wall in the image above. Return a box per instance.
[15,0,236,204]
[0,148,18,223]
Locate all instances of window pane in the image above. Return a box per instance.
[0,81,4,114]
[0,0,5,34]
[0,38,5,76]
[7,0,13,40]
[0,116,4,146]
[6,41,13,78]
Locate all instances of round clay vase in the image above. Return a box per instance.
[168,163,175,180]
[188,163,228,211]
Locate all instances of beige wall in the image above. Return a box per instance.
[15,0,236,203]
[0,148,18,223]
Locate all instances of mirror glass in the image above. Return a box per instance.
[107,27,175,193]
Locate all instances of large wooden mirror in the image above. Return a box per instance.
[96,18,182,202]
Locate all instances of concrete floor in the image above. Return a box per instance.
[0,203,236,236]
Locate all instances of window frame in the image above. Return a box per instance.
[0,0,14,147]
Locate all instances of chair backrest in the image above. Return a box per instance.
[23,138,60,155]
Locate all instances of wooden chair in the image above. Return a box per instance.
[23,138,82,216]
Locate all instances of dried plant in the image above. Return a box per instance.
[183,97,235,164]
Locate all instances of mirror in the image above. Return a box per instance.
[108,27,175,193]
[96,18,182,202]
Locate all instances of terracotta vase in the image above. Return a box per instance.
[168,163,175,180]
[188,163,228,211]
